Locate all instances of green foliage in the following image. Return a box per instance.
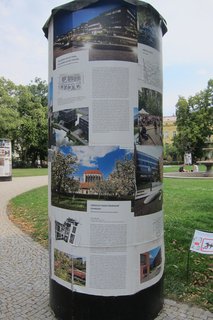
[0,76,48,166]
[51,151,79,195]
[174,79,213,160]
[0,77,20,140]
[139,88,162,116]
[54,249,72,283]
[163,143,180,162]
[109,157,136,196]
[92,156,136,198]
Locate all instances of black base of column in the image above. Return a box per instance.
[0,176,12,181]
[50,277,164,320]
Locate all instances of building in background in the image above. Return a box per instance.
[163,116,176,145]
[80,169,103,194]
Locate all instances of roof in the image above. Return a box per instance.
[84,169,102,175]
[80,182,93,189]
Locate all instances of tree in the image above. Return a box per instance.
[16,78,48,166]
[92,180,108,198]
[0,77,20,144]
[139,88,162,116]
[91,156,136,199]
[163,143,180,162]
[51,151,79,199]
[0,77,48,166]
[108,156,136,198]
[173,79,213,160]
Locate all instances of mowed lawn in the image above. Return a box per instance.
[9,177,213,311]
[12,168,48,177]
[163,179,212,311]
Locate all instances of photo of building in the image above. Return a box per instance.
[80,169,103,195]
[58,109,78,129]
[135,147,162,185]
[50,107,89,147]
[138,6,164,51]
[163,116,177,144]
[79,114,89,140]
[51,146,135,211]
[134,145,163,216]
[140,246,162,283]
[53,2,138,65]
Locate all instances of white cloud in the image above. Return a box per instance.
[72,146,118,167]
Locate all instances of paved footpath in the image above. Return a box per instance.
[0,176,212,320]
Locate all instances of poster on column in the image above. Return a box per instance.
[0,139,12,178]
[48,0,165,296]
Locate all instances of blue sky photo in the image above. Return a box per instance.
[59,145,133,181]
[149,246,161,267]
[54,0,133,37]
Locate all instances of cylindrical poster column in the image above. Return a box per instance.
[0,138,12,181]
[43,1,167,319]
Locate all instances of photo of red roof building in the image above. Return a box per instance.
[80,169,103,194]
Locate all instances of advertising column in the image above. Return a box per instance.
[0,139,12,181]
[43,1,167,319]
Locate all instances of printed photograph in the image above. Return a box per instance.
[134,145,163,216]
[50,107,89,147]
[140,246,162,283]
[138,6,162,51]
[51,146,135,211]
[54,249,86,286]
[53,1,138,67]
[134,88,163,146]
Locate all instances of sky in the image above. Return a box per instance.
[0,0,212,116]
[59,145,132,180]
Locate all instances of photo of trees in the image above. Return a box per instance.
[54,249,86,287]
[51,146,136,211]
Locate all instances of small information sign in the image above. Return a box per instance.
[190,230,213,255]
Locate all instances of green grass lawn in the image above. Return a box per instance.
[12,168,48,177]
[163,164,206,173]
[9,185,48,247]
[163,179,212,311]
[9,178,213,311]
[11,166,206,176]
